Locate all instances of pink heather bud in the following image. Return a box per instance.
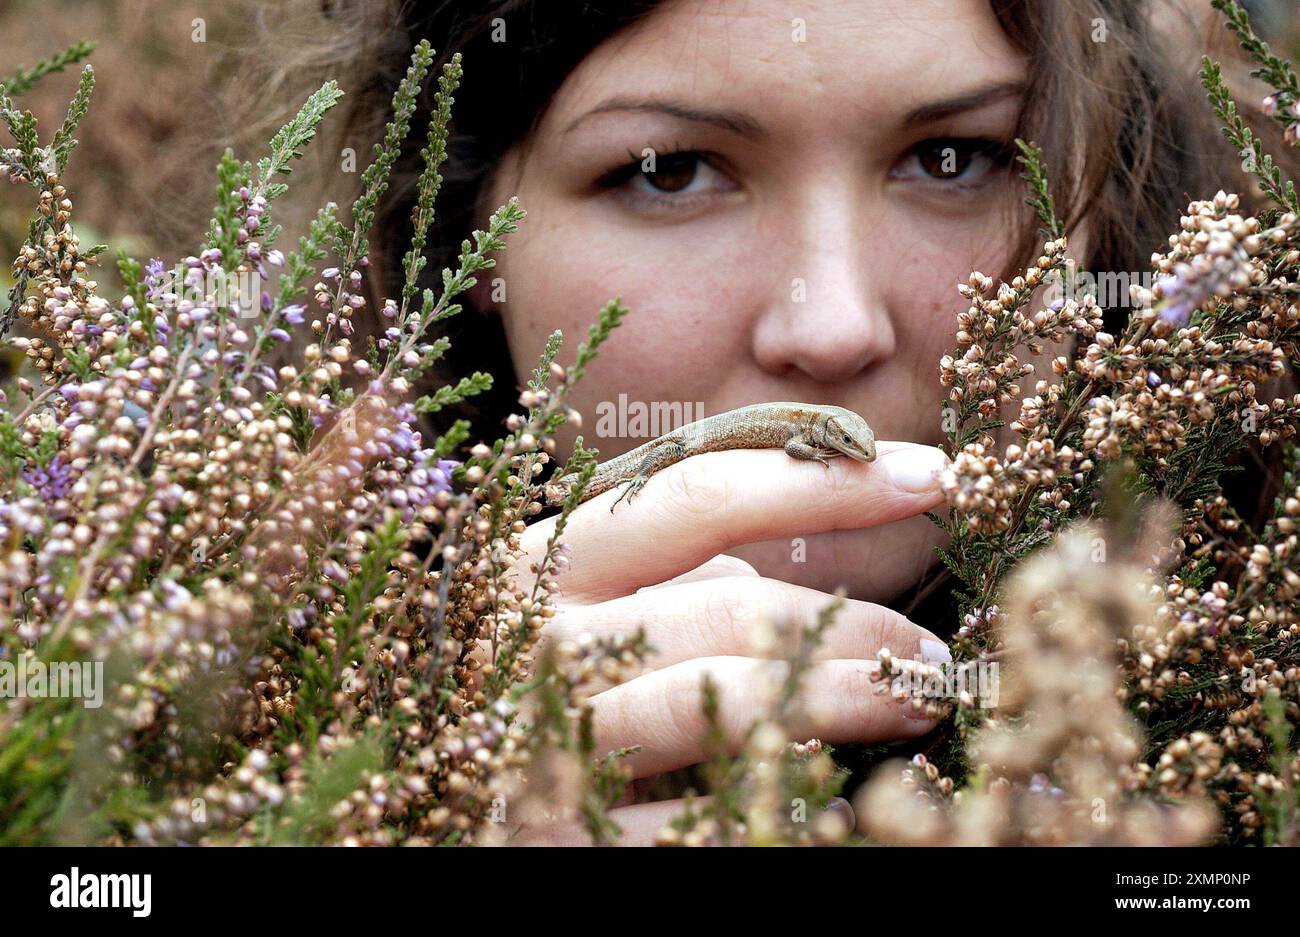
[354,360,372,376]
[1263,94,1278,116]
[1286,123,1300,147]
[470,443,492,460]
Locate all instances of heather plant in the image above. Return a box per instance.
[854,0,1300,847]
[0,38,655,846]
[1,0,1299,849]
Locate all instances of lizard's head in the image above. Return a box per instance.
[824,411,876,462]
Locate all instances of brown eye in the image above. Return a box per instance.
[896,138,1011,185]
[599,148,737,213]
[916,141,973,179]
[645,152,700,192]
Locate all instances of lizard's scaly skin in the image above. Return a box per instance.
[558,402,876,510]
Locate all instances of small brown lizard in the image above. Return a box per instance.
[555,402,876,511]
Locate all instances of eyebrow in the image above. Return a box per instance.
[561,80,1026,140]
[900,80,1026,128]
[562,96,768,139]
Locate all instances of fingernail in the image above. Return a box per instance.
[920,638,952,664]
[881,445,949,493]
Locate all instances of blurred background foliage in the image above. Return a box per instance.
[0,1,258,287]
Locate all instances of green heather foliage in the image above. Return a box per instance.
[0,1,1297,846]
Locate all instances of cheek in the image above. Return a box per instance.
[892,204,1017,328]
[494,200,757,408]
[875,211,1019,435]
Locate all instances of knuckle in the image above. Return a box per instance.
[856,601,918,658]
[840,663,886,730]
[701,577,772,650]
[659,657,735,744]
[659,457,733,522]
[821,458,864,500]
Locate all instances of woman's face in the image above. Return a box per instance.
[481,0,1029,603]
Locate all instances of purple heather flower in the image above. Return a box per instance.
[22,455,72,504]
[389,426,417,453]
[269,328,290,342]
[145,256,167,290]
[1157,300,1192,328]
[282,304,305,324]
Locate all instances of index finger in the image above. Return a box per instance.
[521,440,949,601]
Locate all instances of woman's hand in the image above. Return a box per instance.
[509,440,951,844]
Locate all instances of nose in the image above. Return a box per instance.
[750,184,897,385]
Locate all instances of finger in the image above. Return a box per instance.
[522,441,949,601]
[509,795,854,845]
[544,576,951,683]
[636,553,759,591]
[589,655,938,777]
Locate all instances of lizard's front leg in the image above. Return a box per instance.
[610,439,687,511]
[784,436,836,466]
